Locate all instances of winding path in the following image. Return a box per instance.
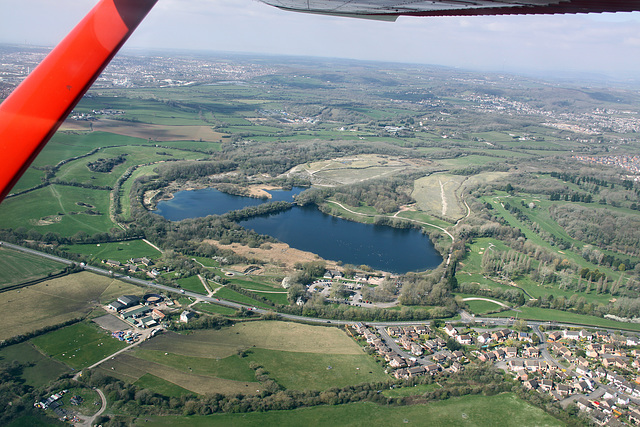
[76,388,107,427]
[326,200,455,242]
[461,297,511,308]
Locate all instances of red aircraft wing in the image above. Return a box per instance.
[0,0,156,201]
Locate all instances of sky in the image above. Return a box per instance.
[2,0,640,81]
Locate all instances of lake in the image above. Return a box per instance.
[156,187,443,273]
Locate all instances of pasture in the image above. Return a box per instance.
[31,321,128,370]
[0,247,65,287]
[61,239,161,263]
[245,348,387,390]
[8,168,45,193]
[0,271,142,341]
[134,373,193,398]
[193,302,239,316]
[214,287,273,309]
[0,185,114,235]
[55,145,203,188]
[101,321,384,396]
[142,393,563,427]
[0,342,69,387]
[95,352,261,396]
[463,299,508,315]
[176,275,207,294]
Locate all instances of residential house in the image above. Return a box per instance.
[526,347,540,358]
[518,332,532,342]
[449,362,463,373]
[505,347,517,358]
[389,356,407,368]
[477,332,492,345]
[575,396,592,411]
[556,384,571,397]
[425,363,440,375]
[564,330,581,340]
[407,366,426,377]
[457,334,472,345]
[508,360,525,372]
[393,368,408,379]
[386,326,401,336]
[410,343,423,356]
[579,329,593,341]
[548,331,563,341]
[444,324,458,337]
[539,379,554,392]
[577,357,590,368]
[525,360,541,372]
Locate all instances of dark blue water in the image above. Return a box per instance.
[156,187,442,273]
[155,187,304,220]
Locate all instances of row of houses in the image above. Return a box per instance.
[352,323,467,379]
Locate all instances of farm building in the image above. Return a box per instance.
[180,311,195,323]
[108,295,141,311]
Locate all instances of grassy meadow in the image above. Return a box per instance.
[0,271,142,341]
[31,321,129,370]
[0,247,65,287]
[95,321,386,396]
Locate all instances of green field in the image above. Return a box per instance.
[0,247,66,287]
[31,322,129,370]
[246,348,387,390]
[0,342,69,387]
[464,299,508,315]
[133,348,255,382]
[8,168,45,193]
[61,239,161,263]
[214,287,273,309]
[134,373,194,398]
[101,321,384,395]
[177,275,207,294]
[55,145,203,188]
[0,185,114,235]
[193,302,238,316]
[142,393,563,427]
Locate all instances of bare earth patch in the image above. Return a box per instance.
[246,185,281,199]
[205,240,336,271]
